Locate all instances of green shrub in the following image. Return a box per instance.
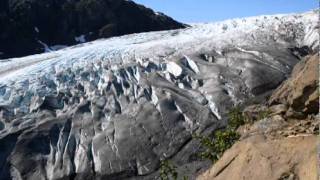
[214,129,240,156]
[228,106,271,127]
[194,107,245,163]
[194,106,272,164]
[193,129,240,163]
[193,134,217,162]
[159,160,189,180]
[228,106,246,129]
[160,160,177,180]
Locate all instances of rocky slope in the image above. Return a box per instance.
[198,54,319,180]
[269,54,319,116]
[0,11,318,180]
[198,135,318,180]
[0,0,185,59]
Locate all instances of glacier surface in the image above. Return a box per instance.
[0,11,318,180]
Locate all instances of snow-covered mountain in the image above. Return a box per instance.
[0,10,318,180]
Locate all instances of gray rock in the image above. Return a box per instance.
[269,104,288,115]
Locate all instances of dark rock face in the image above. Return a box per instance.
[0,0,185,59]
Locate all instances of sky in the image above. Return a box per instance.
[133,0,319,23]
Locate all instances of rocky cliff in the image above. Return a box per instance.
[198,54,319,180]
[0,11,318,180]
[0,0,185,59]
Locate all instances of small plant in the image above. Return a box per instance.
[159,160,189,180]
[193,129,240,163]
[194,106,245,163]
[257,109,272,120]
[194,106,273,165]
[193,134,217,162]
[229,106,271,126]
[160,160,178,180]
[214,129,240,157]
[228,106,246,129]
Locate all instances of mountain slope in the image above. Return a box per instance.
[0,11,318,180]
[0,0,185,59]
[198,54,319,180]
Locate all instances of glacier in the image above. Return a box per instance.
[0,11,318,180]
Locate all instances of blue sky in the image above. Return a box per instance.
[133,0,318,23]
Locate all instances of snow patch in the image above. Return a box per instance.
[184,55,200,73]
[37,40,52,52]
[303,25,319,50]
[50,45,68,51]
[151,88,159,105]
[155,12,166,17]
[178,83,184,89]
[166,61,182,77]
[237,47,261,57]
[75,35,86,43]
[206,95,222,120]
[34,27,39,33]
[174,101,194,130]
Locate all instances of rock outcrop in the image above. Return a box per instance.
[269,54,319,117]
[198,54,319,180]
[0,0,185,59]
[198,135,318,180]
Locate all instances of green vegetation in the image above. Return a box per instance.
[159,160,189,180]
[257,109,272,120]
[160,160,178,180]
[228,106,271,126]
[193,129,240,163]
[161,106,271,177]
[194,106,269,163]
[193,106,244,163]
[228,106,246,129]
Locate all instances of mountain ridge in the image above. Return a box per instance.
[0,0,185,59]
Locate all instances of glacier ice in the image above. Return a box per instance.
[0,11,318,180]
